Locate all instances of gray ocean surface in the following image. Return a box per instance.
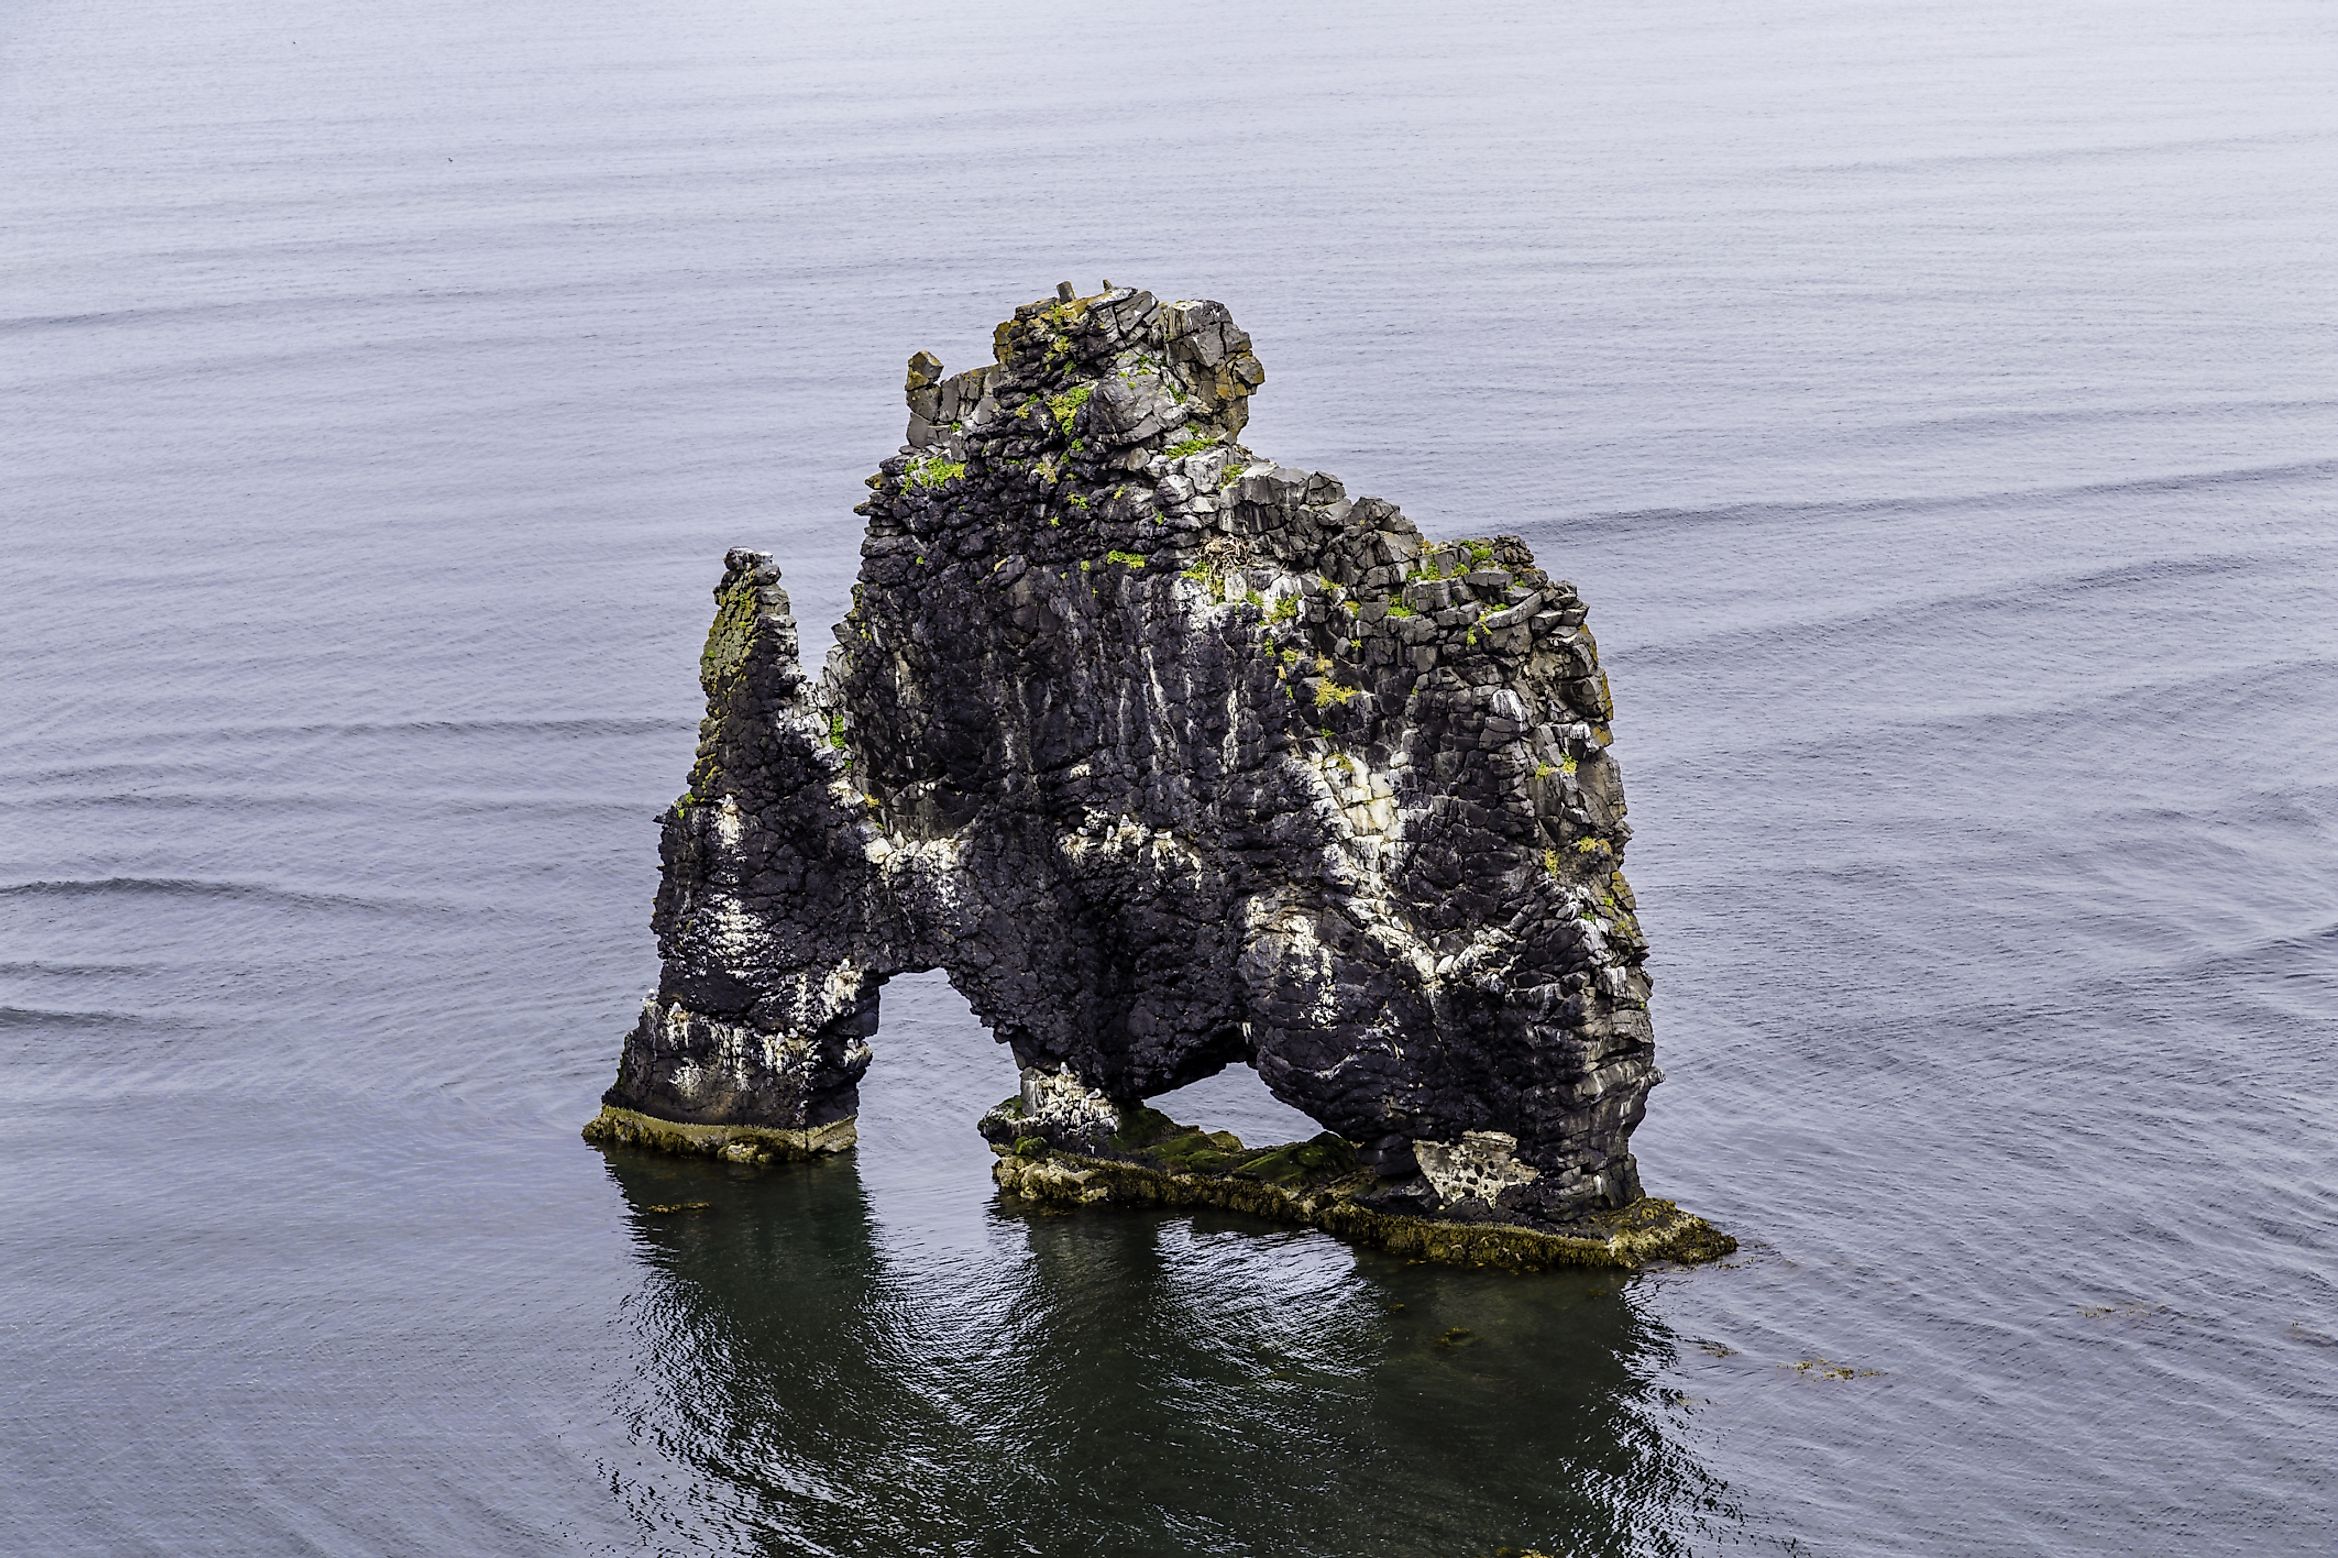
[5,2,2336,1553]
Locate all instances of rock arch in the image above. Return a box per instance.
[586,286,1729,1268]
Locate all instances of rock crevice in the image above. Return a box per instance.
[587,285,1726,1262]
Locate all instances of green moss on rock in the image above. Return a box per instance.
[995,1110,1732,1272]
[1046,382,1094,432]
[582,1104,856,1165]
[698,578,763,692]
[903,455,966,490]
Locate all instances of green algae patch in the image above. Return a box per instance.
[698,576,764,694]
[992,1112,1732,1273]
[902,455,966,491]
[582,1104,856,1166]
[1046,382,1093,432]
[1163,431,1224,459]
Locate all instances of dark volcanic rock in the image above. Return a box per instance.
[588,284,1718,1252]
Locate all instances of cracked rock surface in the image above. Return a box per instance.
[593,284,1679,1235]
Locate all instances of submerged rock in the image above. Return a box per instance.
[586,284,1729,1268]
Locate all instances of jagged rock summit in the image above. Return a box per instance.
[585,283,1730,1270]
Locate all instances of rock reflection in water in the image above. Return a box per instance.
[598,1149,1770,1557]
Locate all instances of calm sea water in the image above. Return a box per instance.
[6,2,2336,1553]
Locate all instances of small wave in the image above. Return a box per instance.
[1815,395,2338,455]
[0,308,180,335]
[1798,128,2317,178]
[0,716,692,784]
[45,714,692,746]
[0,959,154,977]
[1570,455,2338,535]
[2162,919,2338,986]
[218,714,694,740]
[1625,543,2335,668]
[0,875,448,915]
[0,269,625,338]
[1665,651,2338,763]
[0,1005,154,1032]
[0,789,657,821]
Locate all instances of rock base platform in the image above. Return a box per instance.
[582,1104,855,1165]
[989,1108,1733,1273]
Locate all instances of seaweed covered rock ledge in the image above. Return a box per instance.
[585,283,1731,1271]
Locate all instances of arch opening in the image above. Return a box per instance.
[850,968,1024,1192]
[1146,1058,1322,1151]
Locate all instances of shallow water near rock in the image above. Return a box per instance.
[4,2,2336,1553]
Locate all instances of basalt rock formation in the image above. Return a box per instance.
[586,284,1729,1269]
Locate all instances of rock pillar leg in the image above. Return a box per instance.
[586,990,876,1164]
[584,548,893,1165]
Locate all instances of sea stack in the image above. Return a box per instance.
[585,286,1730,1270]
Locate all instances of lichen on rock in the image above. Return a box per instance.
[585,283,1729,1268]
